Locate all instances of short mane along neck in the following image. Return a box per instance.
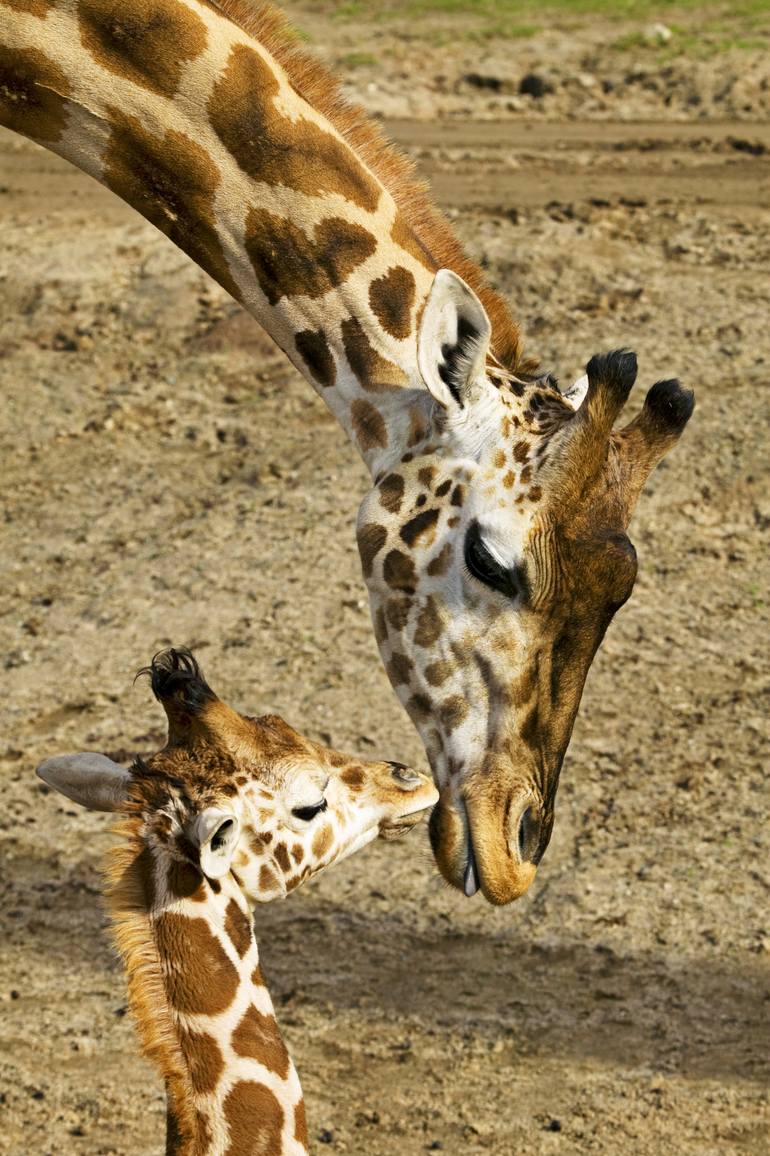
[0,0,526,474]
[107,819,308,1156]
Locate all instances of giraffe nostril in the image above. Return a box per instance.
[517,806,541,863]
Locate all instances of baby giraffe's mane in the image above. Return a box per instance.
[104,808,203,1151]
[207,0,530,373]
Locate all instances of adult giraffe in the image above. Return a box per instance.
[0,0,694,903]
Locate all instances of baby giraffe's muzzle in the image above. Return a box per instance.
[378,763,439,839]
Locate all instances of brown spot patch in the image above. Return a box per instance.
[383,549,417,593]
[418,466,436,489]
[196,1110,213,1151]
[374,606,388,644]
[295,1100,309,1147]
[450,484,465,508]
[414,595,445,647]
[400,508,439,548]
[357,522,387,578]
[435,478,452,499]
[225,899,253,957]
[291,844,304,864]
[528,486,543,502]
[154,913,238,1015]
[379,473,405,514]
[0,44,71,143]
[311,823,333,859]
[78,0,206,98]
[341,765,365,788]
[493,449,506,469]
[351,398,388,453]
[391,213,435,271]
[427,542,453,577]
[210,43,381,212]
[103,112,240,299]
[250,832,272,854]
[407,406,428,447]
[439,695,469,733]
[259,863,281,892]
[273,842,291,873]
[246,209,376,306]
[368,266,416,339]
[387,651,414,687]
[224,1081,284,1156]
[2,0,54,13]
[425,659,454,687]
[407,693,432,720]
[386,596,412,631]
[133,845,157,910]
[503,470,516,489]
[232,1004,290,1078]
[251,964,266,987]
[513,440,530,463]
[295,328,336,388]
[167,858,204,901]
[179,1028,224,1095]
[342,316,406,391]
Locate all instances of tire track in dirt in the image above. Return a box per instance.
[384,119,770,211]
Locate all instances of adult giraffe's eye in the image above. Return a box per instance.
[464,520,523,600]
[292,798,328,822]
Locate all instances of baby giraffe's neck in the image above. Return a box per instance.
[108,828,308,1156]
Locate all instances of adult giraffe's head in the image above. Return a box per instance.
[357,270,694,905]
[37,648,438,902]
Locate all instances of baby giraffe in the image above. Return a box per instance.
[37,648,438,1156]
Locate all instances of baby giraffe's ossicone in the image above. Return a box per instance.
[37,649,437,1156]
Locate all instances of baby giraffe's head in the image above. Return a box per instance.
[37,648,438,902]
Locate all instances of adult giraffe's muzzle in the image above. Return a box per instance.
[429,769,553,904]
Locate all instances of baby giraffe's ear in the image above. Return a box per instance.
[192,808,241,880]
[36,752,132,812]
[418,268,492,410]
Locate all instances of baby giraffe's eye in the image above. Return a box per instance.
[292,798,328,822]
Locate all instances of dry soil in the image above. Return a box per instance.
[0,3,768,1155]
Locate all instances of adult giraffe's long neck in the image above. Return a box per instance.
[106,826,308,1156]
[0,0,523,475]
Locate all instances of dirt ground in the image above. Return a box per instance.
[1,2,768,1154]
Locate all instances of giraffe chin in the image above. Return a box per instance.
[429,789,538,905]
[379,800,437,841]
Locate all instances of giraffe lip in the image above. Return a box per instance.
[379,797,436,840]
[378,822,414,840]
[378,815,423,840]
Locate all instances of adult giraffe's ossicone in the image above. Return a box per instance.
[0,0,694,903]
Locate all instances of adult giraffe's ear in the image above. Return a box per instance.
[418,269,492,409]
[36,752,132,812]
[192,808,241,880]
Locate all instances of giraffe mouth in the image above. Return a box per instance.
[378,820,418,840]
[429,787,538,904]
[463,833,480,897]
[378,807,432,840]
